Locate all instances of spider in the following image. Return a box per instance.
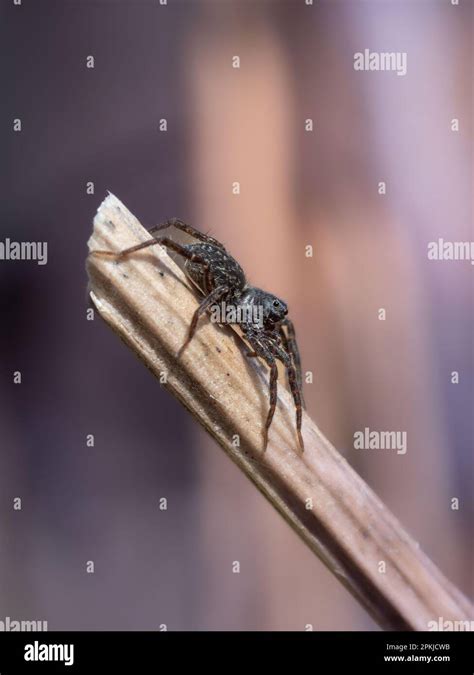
[91,218,305,451]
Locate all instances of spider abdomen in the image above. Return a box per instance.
[183,243,246,297]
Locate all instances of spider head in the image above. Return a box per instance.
[240,287,288,328]
[263,293,288,325]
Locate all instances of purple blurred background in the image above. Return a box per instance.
[0,0,472,630]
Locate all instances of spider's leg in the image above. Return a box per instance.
[149,223,218,293]
[91,237,214,284]
[91,235,196,261]
[179,285,229,356]
[148,218,176,234]
[289,364,304,451]
[150,218,226,250]
[280,318,306,409]
[263,359,279,452]
[91,236,217,323]
[280,351,305,452]
[146,219,177,235]
[90,237,163,259]
[244,333,279,451]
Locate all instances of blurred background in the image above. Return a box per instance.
[0,0,472,630]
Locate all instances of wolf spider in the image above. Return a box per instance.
[91,218,305,451]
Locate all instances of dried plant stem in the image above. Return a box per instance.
[86,193,473,631]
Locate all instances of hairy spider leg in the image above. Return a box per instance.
[285,357,305,451]
[245,332,305,451]
[263,358,279,452]
[148,218,220,292]
[91,235,187,260]
[243,334,280,452]
[148,218,226,250]
[178,284,229,356]
[280,318,306,410]
[91,237,217,352]
[272,342,304,451]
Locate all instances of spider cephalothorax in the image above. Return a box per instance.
[92,218,305,450]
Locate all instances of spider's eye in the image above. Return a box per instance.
[273,300,280,308]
